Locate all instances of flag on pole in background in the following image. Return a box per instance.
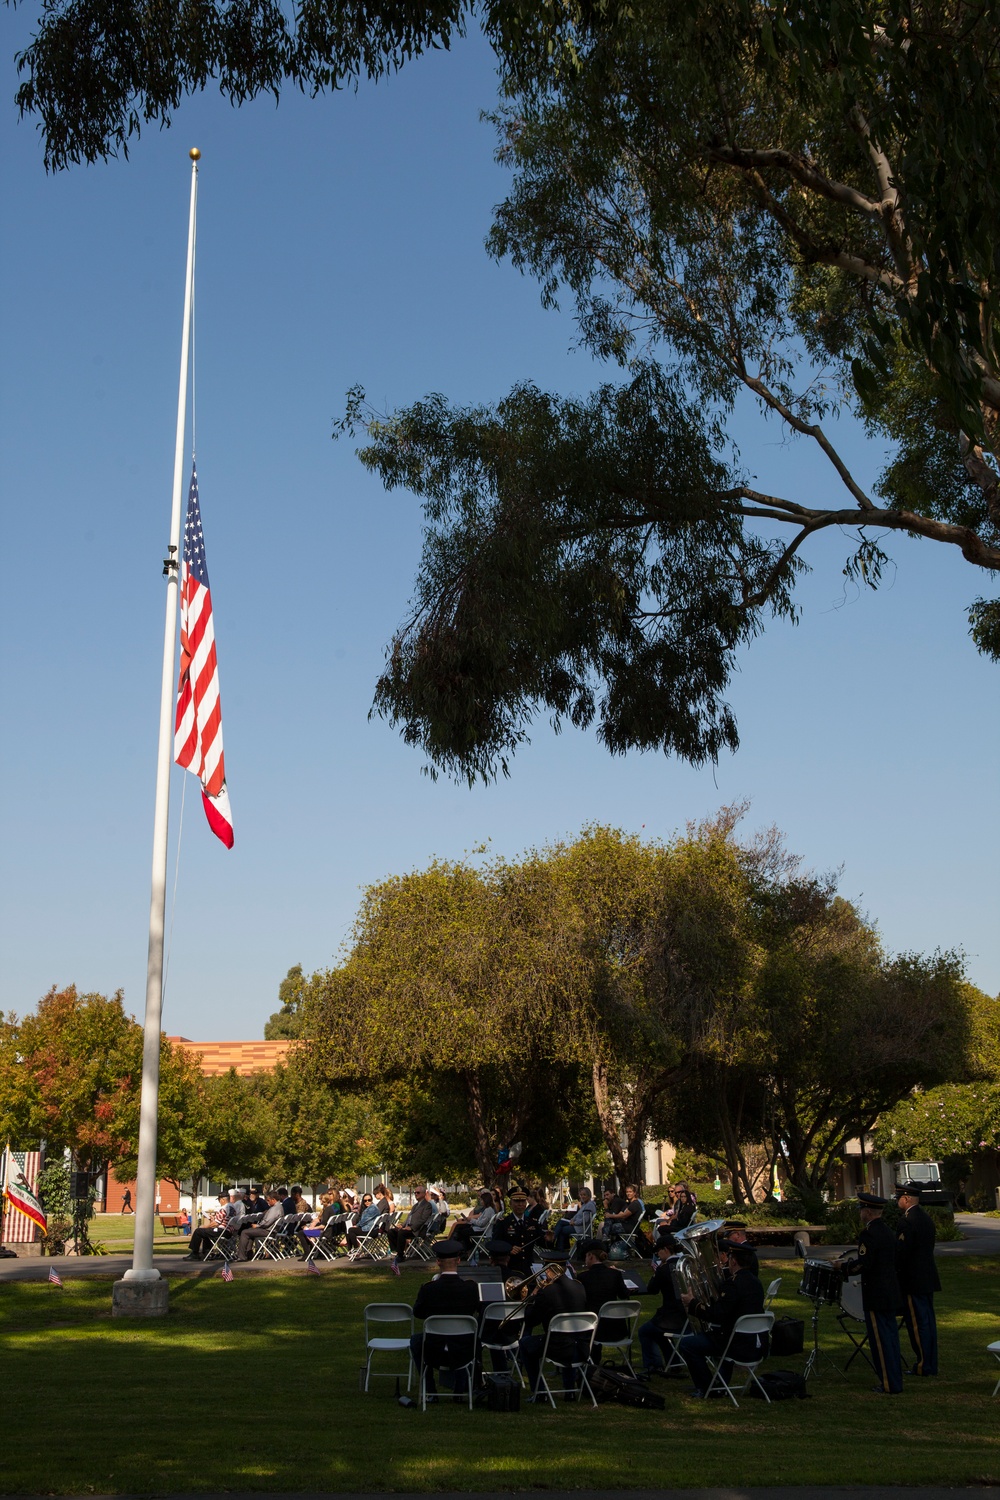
[174,465,234,848]
[2,1145,47,1235]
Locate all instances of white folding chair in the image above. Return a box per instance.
[764,1277,782,1309]
[660,1315,692,1373]
[418,1315,479,1410]
[704,1311,774,1407]
[348,1212,392,1261]
[404,1212,448,1261]
[479,1302,526,1386]
[594,1299,642,1376]
[534,1311,599,1407]
[467,1215,497,1265]
[363,1303,415,1391]
[988,1340,1000,1396]
[250,1213,300,1261]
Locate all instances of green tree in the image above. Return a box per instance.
[352,1,1000,780]
[264,965,313,1040]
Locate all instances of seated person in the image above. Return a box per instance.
[409,1240,481,1397]
[485,1237,514,1277]
[551,1187,597,1252]
[387,1186,434,1257]
[450,1190,497,1254]
[678,1241,766,1396]
[183,1193,238,1260]
[287,1185,311,1218]
[518,1254,589,1396]
[233,1191,285,1261]
[719,1223,758,1276]
[577,1240,632,1354]
[427,1187,450,1222]
[659,1188,696,1238]
[639,1234,687,1374]
[298,1191,340,1255]
[599,1188,625,1238]
[345,1193,382,1252]
[603,1183,645,1243]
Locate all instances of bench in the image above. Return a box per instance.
[159,1212,186,1234]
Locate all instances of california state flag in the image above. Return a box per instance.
[2,1146,47,1234]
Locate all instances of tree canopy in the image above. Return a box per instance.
[11,1,999,777]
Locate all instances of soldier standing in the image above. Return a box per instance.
[894,1181,940,1376]
[840,1191,903,1395]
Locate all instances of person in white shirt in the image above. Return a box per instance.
[552,1187,597,1252]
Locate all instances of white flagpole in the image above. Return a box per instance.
[118,149,200,1306]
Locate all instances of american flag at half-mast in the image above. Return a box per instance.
[174,464,234,849]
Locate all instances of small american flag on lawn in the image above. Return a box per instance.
[390,1256,401,1277]
[48,1267,63,1286]
[221,1260,233,1282]
[306,1258,321,1275]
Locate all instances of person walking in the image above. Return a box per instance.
[120,1189,133,1215]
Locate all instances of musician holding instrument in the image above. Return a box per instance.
[518,1252,588,1398]
[639,1234,686,1376]
[835,1191,903,1395]
[677,1241,767,1397]
[408,1239,481,1400]
[894,1181,940,1377]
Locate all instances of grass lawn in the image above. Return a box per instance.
[88,1214,193,1255]
[2,1257,998,1493]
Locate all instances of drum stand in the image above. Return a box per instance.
[801,1295,848,1381]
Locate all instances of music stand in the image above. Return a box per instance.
[797,1288,847,1381]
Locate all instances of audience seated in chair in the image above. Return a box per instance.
[387,1186,434,1257]
[409,1240,481,1398]
[551,1188,596,1253]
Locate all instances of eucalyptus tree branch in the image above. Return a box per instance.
[706,142,884,218]
[734,368,877,510]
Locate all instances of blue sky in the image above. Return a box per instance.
[2,21,997,1038]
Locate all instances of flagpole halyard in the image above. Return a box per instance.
[115,150,200,1313]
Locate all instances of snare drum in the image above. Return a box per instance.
[799,1258,843,1303]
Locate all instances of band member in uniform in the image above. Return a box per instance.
[894,1182,940,1376]
[677,1241,766,1396]
[409,1240,481,1399]
[719,1222,759,1276]
[577,1239,631,1355]
[639,1234,686,1375]
[838,1191,903,1395]
[519,1252,589,1397]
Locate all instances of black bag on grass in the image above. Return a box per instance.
[477,1373,521,1411]
[588,1364,666,1410]
[748,1369,810,1400]
[769,1316,805,1356]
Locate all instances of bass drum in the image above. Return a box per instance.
[799,1258,843,1303]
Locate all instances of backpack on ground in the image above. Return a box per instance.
[748,1369,810,1400]
[769,1316,805,1356]
[588,1363,666,1410]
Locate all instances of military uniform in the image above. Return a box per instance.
[895,1186,940,1376]
[843,1193,903,1394]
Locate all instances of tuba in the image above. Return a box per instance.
[667,1219,727,1307]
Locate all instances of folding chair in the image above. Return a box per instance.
[988,1341,1000,1396]
[660,1315,692,1374]
[250,1213,299,1261]
[418,1315,479,1411]
[467,1216,498,1265]
[704,1312,774,1407]
[533,1311,599,1407]
[479,1302,526,1386]
[836,1276,875,1374]
[348,1212,392,1261]
[764,1277,782,1309]
[594,1299,642,1376]
[363,1303,415,1391]
[405,1212,448,1261]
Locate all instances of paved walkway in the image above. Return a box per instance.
[6,1490,1000,1500]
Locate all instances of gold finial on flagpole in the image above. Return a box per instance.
[189,147,201,160]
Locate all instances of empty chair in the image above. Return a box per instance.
[479,1301,526,1386]
[989,1340,1000,1396]
[363,1303,415,1392]
[764,1277,782,1309]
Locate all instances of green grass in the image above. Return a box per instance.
[88,1213,192,1255]
[2,1259,999,1492]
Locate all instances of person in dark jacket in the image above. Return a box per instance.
[639,1234,686,1374]
[678,1242,766,1395]
[720,1225,759,1277]
[894,1182,940,1376]
[577,1241,631,1351]
[519,1256,589,1396]
[410,1241,481,1397]
[839,1191,903,1394]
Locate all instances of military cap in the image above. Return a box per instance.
[856,1191,887,1207]
[486,1239,513,1257]
[539,1249,570,1263]
[432,1239,465,1259]
[894,1182,923,1198]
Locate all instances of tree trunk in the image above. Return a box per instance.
[461,1068,496,1186]
[591,1062,627,1186]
